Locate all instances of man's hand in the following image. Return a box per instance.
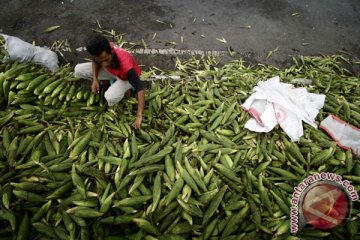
[134,90,145,129]
[91,80,100,94]
[134,115,142,129]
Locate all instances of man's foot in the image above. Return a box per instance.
[99,80,110,86]
[125,89,131,98]
[143,80,152,90]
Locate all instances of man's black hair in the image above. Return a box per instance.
[86,34,111,56]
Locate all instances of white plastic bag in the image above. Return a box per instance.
[242,76,326,141]
[1,34,59,72]
[320,114,360,156]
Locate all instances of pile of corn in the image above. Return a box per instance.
[0,35,8,61]
[0,62,105,108]
[0,52,359,240]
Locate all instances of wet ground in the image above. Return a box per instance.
[0,0,359,72]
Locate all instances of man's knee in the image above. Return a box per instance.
[74,64,82,78]
[74,63,92,79]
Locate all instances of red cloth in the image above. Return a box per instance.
[106,43,141,80]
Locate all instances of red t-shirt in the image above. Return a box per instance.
[106,43,141,80]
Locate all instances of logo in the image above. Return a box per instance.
[290,173,359,234]
[301,182,349,229]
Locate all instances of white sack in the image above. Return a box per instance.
[320,114,360,156]
[1,34,59,72]
[242,76,326,141]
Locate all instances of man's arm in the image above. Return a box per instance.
[91,61,101,94]
[127,68,146,129]
[135,90,145,128]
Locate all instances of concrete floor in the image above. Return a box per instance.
[0,0,359,70]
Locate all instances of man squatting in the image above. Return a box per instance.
[74,34,146,129]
